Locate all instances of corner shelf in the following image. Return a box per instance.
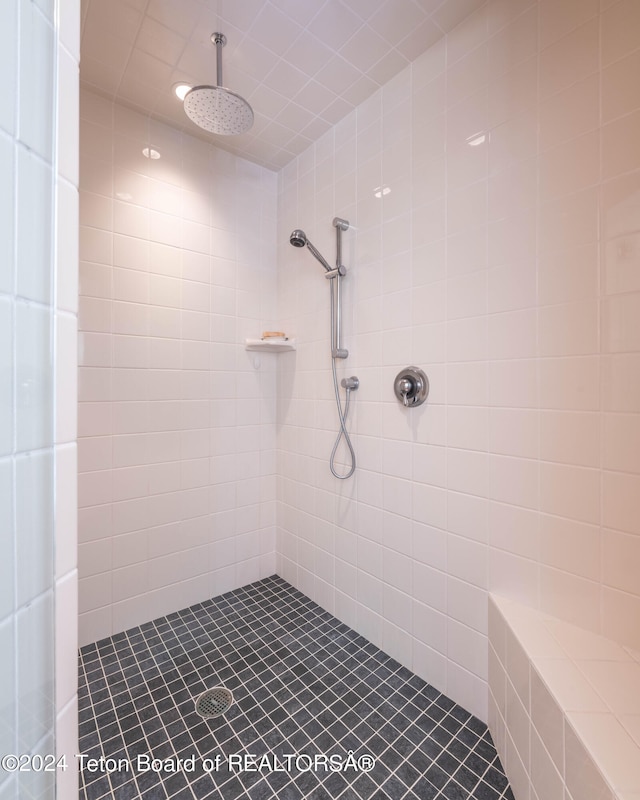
[244,338,296,353]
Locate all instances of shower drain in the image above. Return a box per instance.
[195,687,234,719]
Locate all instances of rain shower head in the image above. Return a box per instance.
[289,229,332,272]
[183,33,254,136]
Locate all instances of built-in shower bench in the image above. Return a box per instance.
[488,594,640,800]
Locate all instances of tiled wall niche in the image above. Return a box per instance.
[77,93,278,645]
[276,0,640,722]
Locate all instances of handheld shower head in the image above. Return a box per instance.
[289,229,332,272]
[290,230,306,248]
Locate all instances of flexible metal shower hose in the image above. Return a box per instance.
[329,279,356,479]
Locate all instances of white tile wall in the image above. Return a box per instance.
[78,93,278,644]
[0,0,80,798]
[276,0,640,724]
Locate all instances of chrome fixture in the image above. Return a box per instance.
[194,686,234,719]
[394,367,429,407]
[289,229,334,273]
[289,218,358,479]
[183,33,254,136]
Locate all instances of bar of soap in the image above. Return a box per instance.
[262,331,287,339]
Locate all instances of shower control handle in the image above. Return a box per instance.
[398,377,413,406]
[394,367,429,408]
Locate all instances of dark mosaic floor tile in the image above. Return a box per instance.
[423,763,449,791]
[395,759,420,790]
[84,777,112,800]
[78,577,512,800]
[436,750,461,776]
[352,772,378,799]
[246,778,273,800]
[484,765,509,792]
[379,747,403,772]
[369,790,392,800]
[411,777,439,799]
[383,774,412,800]
[470,781,501,800]
[453,765,481,791]
[112,781,140,800]
[460,751,488,779]
[441,778,470,800]
[406,748,431,775]
[306,785,332,800]
[474,739,498,764]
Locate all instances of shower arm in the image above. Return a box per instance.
[214,33,224,86]
[329,217,349,359]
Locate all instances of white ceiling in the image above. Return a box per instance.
[80,0,484,170]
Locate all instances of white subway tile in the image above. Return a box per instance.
[448,491,488,544]
[448,575,488,634]
[489,158,537,221]
[539,19,599,99]
[19,0,54,158]
[17,150,53,303]
[447,619,489,680]
[539,356,599,412]
[448,533,488,588]
[539,0,598,50]
[567,713,640,796]
[489,549,538,607]
[448,660,488,721]
[539,568,601,633]
[78,572,111,614]
[540,411,599,468]
[539,514,600,582]
[488,55,537,128]
[0,0,17,136]
[489,454,538,510]
[540,462,600,524]
[601,0,640,66]
[57,180,79,312]
[489,501,538,560]
[602,355,640,413]
[16,303,53,452]
[540,75,599,152]
[488,308,536,360]
[413,598,447,651]
[603,470,640,536]
[603,111,640,182]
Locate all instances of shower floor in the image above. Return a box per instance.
[78,576,513,800]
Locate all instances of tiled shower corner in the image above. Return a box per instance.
[78,577,513,800]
